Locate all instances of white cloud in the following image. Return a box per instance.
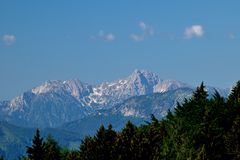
[2,34,16,45]
[184,25,204,39]
[130,34,144,42]
[105,33,115,41]
[130,21,154,42]
[139,21,147,30]
[93,30,115,41]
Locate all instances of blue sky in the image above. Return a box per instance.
[0,1,240,100]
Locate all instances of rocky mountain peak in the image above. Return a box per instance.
[31,79,93,99]
[0,69,200,128]
[125,69,161,95]
[130,69,159,80]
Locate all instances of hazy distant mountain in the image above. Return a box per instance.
[59,88,193,136]
[111,87,193,119]
[0,80,95,128]
[0,121,81,160]
[59,114,146,136]
[0,69,229,128]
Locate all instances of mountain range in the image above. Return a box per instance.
[0,69,230,159]
[0,69,192,128]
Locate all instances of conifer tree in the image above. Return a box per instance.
[79,124,117,160]
[26,129,45,160]
[44,135,60,160]
[228,80,240,103]
[226,80,240,130]
[115,121,137,160]
[192,82,208,102]
[225,115,240,159]
[66,150,79,160]
[94,125,107,160]
[79,136,96,160]
[95,124,117,160]
[105,124,117,159]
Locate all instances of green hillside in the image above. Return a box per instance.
[0,122,81,160]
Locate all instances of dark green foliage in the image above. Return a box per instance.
[59,148,79,160]
[64,150,80,160]
[44,135,61,160]
[94,125,116,159]
[193,82,208,102]
[228,80,240,103]
[79,136,96,159]
[224,115,240,159]
[25,129,78,160]
[79,124,117,160]
[26,129,45,160]
[114,121,137,159]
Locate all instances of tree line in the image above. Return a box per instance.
[7,81,240,159]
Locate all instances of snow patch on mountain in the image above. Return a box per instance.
[32,79,93,100]
[122,107,142,117]
[154,80,189,93]
[86,69,164,109]
[0,69,230,128]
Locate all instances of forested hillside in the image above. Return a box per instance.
[12,81,240,160]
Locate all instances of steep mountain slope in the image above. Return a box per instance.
[60,86,229,131]
[111,87,193,119]
[0,121,33,159]
[59,88,193,136]
[87,69,189,109]
[0,80,95,128]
